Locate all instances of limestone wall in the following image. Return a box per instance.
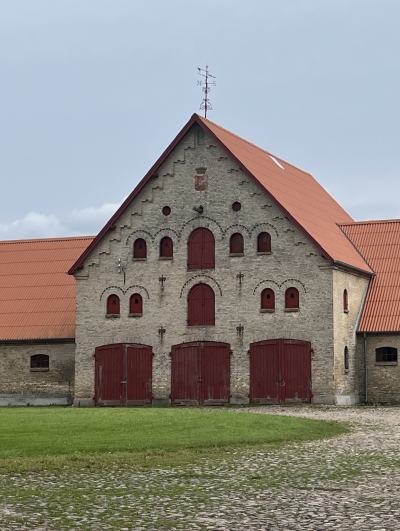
[0,341,75,405]
[74,126,339,405]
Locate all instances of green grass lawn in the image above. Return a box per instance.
[0,407,348,473]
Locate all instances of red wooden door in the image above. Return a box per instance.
[171,343,200,405]
[187,284,215,326]
[201,343,230,405]
[171,342,230,405]
[280,340,311,402]
[249,340,280,404]
[126,344,153,405]
[95,344,124,406]
[249,339,311,404]
[95,343,153,406]
[188,228,215,269]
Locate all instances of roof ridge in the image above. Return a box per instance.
[197,114,313,177]
[0,236,95,245]
[339,219,400,226]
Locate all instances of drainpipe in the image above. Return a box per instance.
[364,332,368,404]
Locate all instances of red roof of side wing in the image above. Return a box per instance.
[0,236,93,340]
[68,114,372,275]
[340,220,400,332]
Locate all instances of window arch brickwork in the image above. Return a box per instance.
[187,283,215,326]
[188,228,215,270]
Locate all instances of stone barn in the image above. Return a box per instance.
[68,113,385,407]
[0,236,93,405]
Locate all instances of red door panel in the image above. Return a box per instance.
[95,344,124,406]
[281,340,311,403]
[249,340,280,404]
[171,344,199,405]
[126,344,153,405]
[201,343,230,405]
[249,339,311,404]
[188,228,215,269]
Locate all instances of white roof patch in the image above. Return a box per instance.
[269,155,284,170]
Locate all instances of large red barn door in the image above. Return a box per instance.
[170,343,199,405]
[201,343,230,405]
[95,343,153,406]
[95,344,124,406]
[249,339,312,404]
[249,340,280,404]
[171,342,230,405]
[126,344,153,405]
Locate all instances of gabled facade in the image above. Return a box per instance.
[69,115,373,406]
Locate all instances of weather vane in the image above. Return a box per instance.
[197,65,216,118]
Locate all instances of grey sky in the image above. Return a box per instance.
[1,0,399,239]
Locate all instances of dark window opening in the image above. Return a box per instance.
[376,347,398,363]
[160,236,173,258]
[188,228,215,270]
[343,289,348,312]
[133,238,147,259]
[31,354,49,369]
[232,201,241,212]
[344,346,349,372]
[257,232,271,252]
[130,293,143,314]
[162,206,171,216]
[261,288,275,310]
[285,287,299,309]
[187,283,215,326]
[107,294,120,315]
[230,233,244,254]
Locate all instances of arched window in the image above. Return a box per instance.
[30,354,49,369]
[376,347,398,363]
[133,238,147,259]
[343,289,348,312]
[344,346,349,372]
[257,232,271,253]
[261,288,275,310]
[160,237,173,258]
[107,294,120,315]
[230,233,244,254]
[285,287,299,309]
[188,228,215,270]
[129,294,143,315]
[187,284,215,326]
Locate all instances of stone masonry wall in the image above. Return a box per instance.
[74,125,339,405]
[357,333,400,404]
[0,341,75,405]
[332,268,369,404]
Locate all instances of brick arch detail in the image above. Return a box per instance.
[179,275,223,298]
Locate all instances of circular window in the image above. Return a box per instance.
[162,206,171,216]
[232,202,241,212]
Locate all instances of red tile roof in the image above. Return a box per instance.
[0,236,93,340]
[340,220,400,332]
[68,114,372,275]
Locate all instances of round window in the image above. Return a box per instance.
[162,206,171,216]
[232,202,241,212]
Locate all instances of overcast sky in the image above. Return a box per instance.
[1,0,400,240]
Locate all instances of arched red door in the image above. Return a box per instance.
[187,284,215,326]
[188,228,215,269]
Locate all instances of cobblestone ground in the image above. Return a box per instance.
[1,406,400,530]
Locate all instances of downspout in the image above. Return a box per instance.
[364,332,368,404]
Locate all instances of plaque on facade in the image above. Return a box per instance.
[194,167,208,191]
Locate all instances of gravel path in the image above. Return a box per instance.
[1,406,400,530]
